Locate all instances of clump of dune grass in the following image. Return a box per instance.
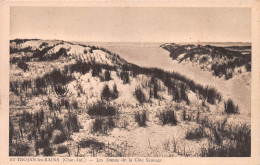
[92,117,115,134]
[158,110,177,125]
[134,88,146,104]
[79,138,105,150]
[57,145,69,154]
[200,119,250,157]
[88,102,117,116]
[224,99,239,114]
[186,125,207,140]
[53,132,67,144]
[9,143,30,156]
[43,146,53,156]
[92,118,103,133]
[135,111,147,127]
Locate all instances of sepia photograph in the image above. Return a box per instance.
[7,6,254,159]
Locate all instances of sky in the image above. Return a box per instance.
[10,7,251,42]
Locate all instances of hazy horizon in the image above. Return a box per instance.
[11,7,251,43]
[10,39,252,44]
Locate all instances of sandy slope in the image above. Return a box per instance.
[97,44,251,116]
[9,40,251,157]
[163,61,251,116]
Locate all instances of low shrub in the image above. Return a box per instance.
[202,86,221,104]
[57,145,69,154]
[10,143,30,156]
[52,117,63,130]
[79,138,105,150]
[47,98,54,112]
[150,76,159,98]
[112,84,119,99]
[135,111,147,127]
[72,100,78,109]
[101,84,113,101]
[21,111,33,123]
[69,61,91,74]
[224,99,239,114]
[201,121,250,157]
[92,118,104,133]
[36,139,50,148]
[225,69,233,80]
[182,109,187,121]
[45,47,67,60]
[39,42,48,48]
[45,126,54,139]
[33,45,55,60]
[200,56,208,64]
[246,63,251,72]
[17,61,29,72]
[88,103,117,116]
[106,117,115,129]
[68,115,80,132]
[43,146,53,156]
[104,70,112,81]
[64,99,70,110]
[201,138,250,157]
[158,110,177,125]
[134,88,146,104]
[53,132,67,144]
[45,69,73,85]
[101,84,119,101]
[92,117,115,134]
[173,89,181,103]
[186,125,206,140]
[120,71,130,84]
[92,65,102,77]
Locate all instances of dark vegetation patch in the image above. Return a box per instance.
[157,110,177,125]
[88,102,117,116]
[120,71,130,84]
[191,115,251,157]
[104,70,112,81]
[57,145,69,154]
[39,42,48,48]
[35,139,50,148]
[186,125,207,140]
[9,96,80,156]
[43,146,53,156]
[43,47,68,60]
[91,116,116,134]
[72,100,78,109]
[9,143,30,156]
[53,132,67,144]
[162,44,251,79]
[10,39,39,44]
[134,88,146,104]
[79,138,105,150]
[224,99,239,114]
[92,118,104,133]
[200,123,250,157]
[101,84,118,101]
[66,114,80,132]
[135,111,147,127]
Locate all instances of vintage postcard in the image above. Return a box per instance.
[0,1,260,164]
